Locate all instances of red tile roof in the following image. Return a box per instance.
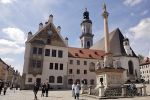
[68,47,105,59]
[140,57,150,66]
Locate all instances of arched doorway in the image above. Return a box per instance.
[128,61,134,75]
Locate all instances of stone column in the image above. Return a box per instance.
[142,83,147,96]
[121,85,126,97]
[99,85,105,97]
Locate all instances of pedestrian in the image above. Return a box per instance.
[41,83,46,97]
[74,82,81,100]
[72,82,75,97]
[45,82,49,97]
[3,85,7,95]
[0,83,3,95]
[33,82,39,100]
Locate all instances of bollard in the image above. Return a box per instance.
[80,84,84,94]
[99,84,105,97]
[142,83,147,96]
[121,85,126,97]
[88,85,92,95]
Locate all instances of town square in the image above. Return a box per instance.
[0,0,150,100]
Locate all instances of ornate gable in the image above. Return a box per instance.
[29,22,67,47]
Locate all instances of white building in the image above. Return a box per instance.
[140,57,150,83]
[22,7,140,89]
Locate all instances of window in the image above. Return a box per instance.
[49,63,53,69]
[52,49,57,57]
[77,69,80,74]
[57,76,62,83]
[47,38,51,44]
[69,69,72,74]
[60,63,63,70]
[87,41,90,48]
[49,76,55,83]
[76,79,80,84]
[84,70,87,74]
[37,61,42,68]
[68,79,73,85]
[128,61,134,75]
[83,79,88,85]
[77,60,80,65]
[55,63,58,70]
[90,79,94,85]
[70,60,73,64]
[32,60,36,68]
[38,48,43,55]
[58,50,63,58]
[33,47,37,54]
[45,49,50,56]
[28,78,32,82]
[36,78,41,84]
[84,61,87,65]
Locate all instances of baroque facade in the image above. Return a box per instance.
[22,8,140,89]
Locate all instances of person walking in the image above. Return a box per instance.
[74,82,81,100]
[41,83,46,97]
[0,83,3,95]
[45,82,49,97]
[3,84,7,95]
[33,82,39,100]
[72,82,75,98]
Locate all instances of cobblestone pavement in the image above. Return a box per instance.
[0,89,96,100]
[0,89,150,100]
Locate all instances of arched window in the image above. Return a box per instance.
[87,41,90,48]
[68,79,73,85]
[90,79,94,85]
[49,76,55,83]
[57,76,62,83]
[76,79,80,84]
[89,62,95,72]
[128,61,134,75]
[82,79,88,85]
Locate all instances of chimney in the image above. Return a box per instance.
[27,31,32,40]
[65,37,68,46]
[57,26,61,34]
[49,14,53,23]
[39,22,43,30]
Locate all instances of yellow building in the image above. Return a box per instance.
[0,58,7,81]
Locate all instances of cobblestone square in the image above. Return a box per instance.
[0,89,150,100]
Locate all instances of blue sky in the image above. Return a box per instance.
[0,0,150,74]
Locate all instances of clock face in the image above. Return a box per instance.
[48,30,52,35]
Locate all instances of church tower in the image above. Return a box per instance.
[123,38,133,56]
[80,8,94,49]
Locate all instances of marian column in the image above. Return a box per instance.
[102,3,113,67]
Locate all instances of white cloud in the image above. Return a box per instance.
[0,39,25,55]
[2,57,14,64]
[140,10,149,16]
[0,27,25,55]
[129,17,150,39]
[2,27,26,44]
[0,0,16,4]
[124,0,144,6]
[126,17,150,56]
